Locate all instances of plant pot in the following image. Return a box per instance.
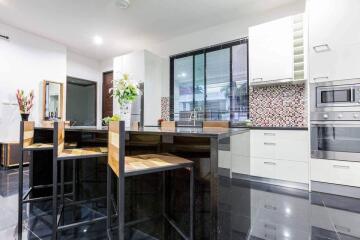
[21,113,30,121]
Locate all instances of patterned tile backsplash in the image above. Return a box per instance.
[249,83,307,127]
[161,84,306,127]
[161,97,170,120]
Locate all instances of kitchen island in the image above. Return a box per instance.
[31,126,248,239]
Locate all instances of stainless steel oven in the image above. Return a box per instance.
[310,79,360,161]
[311,121,360,161]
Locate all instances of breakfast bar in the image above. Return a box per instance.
[30,126,248,239]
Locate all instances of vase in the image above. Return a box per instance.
[21,113,30,121]
[119,104,131,128]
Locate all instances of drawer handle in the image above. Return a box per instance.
[264,204,277,210]
[313,76,329,81]
[264,133,276,136]
[264,142,276,146]
[264,162,276,166]
[313,44,331,52]
[333,165,350,169]
[335,225,351,233]
[252,78,263,81]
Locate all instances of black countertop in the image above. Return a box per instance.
[35,126,249,139]
[246,126,308,131]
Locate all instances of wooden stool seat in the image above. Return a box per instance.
[58,147,108,159]
[24,143,53,150]
[109,153,192,177]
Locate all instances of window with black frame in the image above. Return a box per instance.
[170,38,249,126]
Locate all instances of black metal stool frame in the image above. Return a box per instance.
[52,122,107,239]
[106,121,194,240]
[18,121,76,240]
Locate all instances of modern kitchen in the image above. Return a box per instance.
[0,0,359,239]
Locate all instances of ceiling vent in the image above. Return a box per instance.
[116,0,130,9]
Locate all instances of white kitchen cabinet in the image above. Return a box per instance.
[249,130,309,184]
[308,0,360,82]
[311,159,360,187]
[250,157,308,184]
[231,131,250,175]
[249,15,305,85]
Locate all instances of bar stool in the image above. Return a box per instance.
[18,121,55,239]
[203,121,229,128]
[52,121,108,239]
[18,121,78,239]
[106,121,194,240]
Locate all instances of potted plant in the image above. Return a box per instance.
[110,73,140,124]
[102,114,121,126]
[16,89,34,121]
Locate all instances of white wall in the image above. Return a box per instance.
[0,23,67,142]
[148,0,305,97]
[66,51,102,126]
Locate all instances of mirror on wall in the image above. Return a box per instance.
[43,80,63,120]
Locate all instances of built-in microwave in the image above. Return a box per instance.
[316,85,360,107]
[310,79,360,113]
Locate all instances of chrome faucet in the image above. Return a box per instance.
[189,108,198,126]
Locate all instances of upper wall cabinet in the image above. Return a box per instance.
[309,0,360,83]
[249,15,305,86]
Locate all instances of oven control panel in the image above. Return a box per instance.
[311,111,360,121]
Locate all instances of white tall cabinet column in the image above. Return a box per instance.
[113,50,163,126]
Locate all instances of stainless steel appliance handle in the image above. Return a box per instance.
[310,121,360,127]
[252,78,263,81]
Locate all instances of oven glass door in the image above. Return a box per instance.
[311,123,360,160]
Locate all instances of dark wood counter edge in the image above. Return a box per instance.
[34,127,250,139]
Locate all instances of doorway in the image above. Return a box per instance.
[66,77,97,126]
[102,71,113,119]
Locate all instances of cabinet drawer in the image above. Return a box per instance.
[251,158,308,183]
[276,131,309,162]
[311,159,360,187]
[276,159,308,183]
[250,157,277,179]
[250,130,276,159]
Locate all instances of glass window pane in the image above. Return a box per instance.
[173,56,193,120]
[231,44,248,122]
[194,54,205,120]
[205,49,231,120]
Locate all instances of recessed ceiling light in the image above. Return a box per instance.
[93,35,103,45]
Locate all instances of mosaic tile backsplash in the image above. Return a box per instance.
[249,84,306,127]
[161,97,170,120]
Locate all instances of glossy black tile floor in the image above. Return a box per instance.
[1,167,360,239]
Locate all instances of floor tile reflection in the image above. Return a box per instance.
[1,166,360,239]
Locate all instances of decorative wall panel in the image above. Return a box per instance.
[249,84,306,127]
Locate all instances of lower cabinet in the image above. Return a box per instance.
[251,157,308,183]
[249,130,309,184]
[311,159,360,188]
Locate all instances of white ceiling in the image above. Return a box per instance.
[0,0,299,60]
